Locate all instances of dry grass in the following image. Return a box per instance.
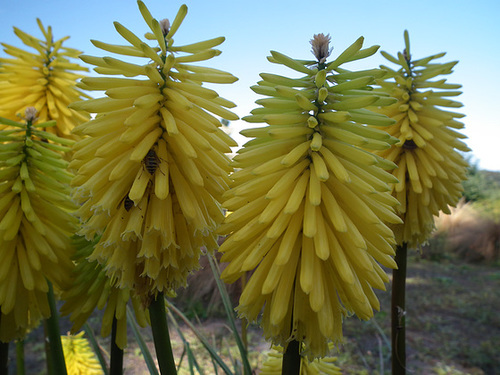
[431,199,500,263]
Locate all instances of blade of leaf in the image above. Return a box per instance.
[177,347,187,373]
[169,304,234,375]
[207,254,253,375]
[210,335,220,375]
[126,306,159,375]
[187,342,195,375]
[167,310,205,375]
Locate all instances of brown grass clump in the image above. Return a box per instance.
[172,250,243,316]
[433,199,500,262]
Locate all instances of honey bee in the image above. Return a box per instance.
[402,140,417,150]
[123,194,134,211]
[143,149,160,175]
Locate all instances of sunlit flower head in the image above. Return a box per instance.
[0,19,90,138]
[61,331,104,375]
[70,1,238,302]
[0,113,76,341]
[260,344,342,374]
[372,30,469,247]
[220,36,400,358]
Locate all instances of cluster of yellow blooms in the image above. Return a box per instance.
[69,1,238,301]
[0,15,88,343]
[260,344,342,374]
[61,331,104,375]
[0,19,90,138]
[371,31,469,247]
[219,34,402,357]
[0,113,76,341]
[60,235,149,349]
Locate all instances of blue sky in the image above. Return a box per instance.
[1,0,499,170]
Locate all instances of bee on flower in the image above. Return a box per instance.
[69,1,239,303]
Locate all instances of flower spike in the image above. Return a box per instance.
[0,20,90,138]
[372,30,469,247]
[220,35,400,358]
[70,1,238,300]
[0,110,77,341]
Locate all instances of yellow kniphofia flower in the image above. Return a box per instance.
[70,1,238,300]
[371,30,469,247]
[219,34,401,358]
[60,235,149,349]
[0,19,90,138]
[260,344,342,374]
[0,110,76,341]
[61,331,104,375]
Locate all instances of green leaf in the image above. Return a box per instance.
[168,304,234,375]
[126,306,159,375]
[207,255,253,375]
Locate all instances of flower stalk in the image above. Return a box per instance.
[16,340,25,375]
[391,242,408,375]
[149,293,177,375]
[45,282,68,375]
[0,340,8,375]
[282,339,301,375]
[110,317,124,375]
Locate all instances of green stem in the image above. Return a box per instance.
[0,341,9,374]
[44,322,53,375]
[16,340,25,375]
[391,242,408,375]
[45,281,67,375]
[281,340,301,375]
[110,317,123,375]
[149,293,177,375]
